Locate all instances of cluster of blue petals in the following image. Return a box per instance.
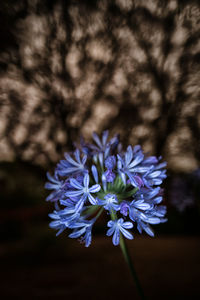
[45,131,167,247]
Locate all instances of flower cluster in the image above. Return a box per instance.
[45,131,167,247]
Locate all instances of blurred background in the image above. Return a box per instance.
[0,0,200,299]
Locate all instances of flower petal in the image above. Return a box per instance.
[102,130,109,146]
[128,154,144,168]
[82,154,87,165]
[112,228,120,246]
[65,190,83,197]
[125,146,133,165]
[74,149,81,163]
[89,184,101,193]
[75,196,86,211]
[120,227,134,240]
[106,227,115,236]
[65,153,80,167]
[69,227,86,238]
[91,165,98,183]
[83,173,89,188]
[121,221,133,229]
[70,178,83,190]
[92,132,102,148]
[88,193,97,205]
[107,220,114,227]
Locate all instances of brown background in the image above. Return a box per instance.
[0,0,200,299]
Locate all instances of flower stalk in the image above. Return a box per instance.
[110,209,145,299]
[120,235,146,300]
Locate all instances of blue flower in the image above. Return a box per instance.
[130,199,152,211]
[106,218,134,246]
[136,220,155,237]
[57,149,87,176]
[77,135,92,156]
[65,173,101,211]
[49,204,80,236]
[68,219,94,247]
[135,187,163,205]
[91,131,119,154]
[142,164,167,188]
[128,201,166,233]
[153,205,167,218]
[45,130,167,247]
[45,172,66,202]
[92,130,109,152]
[91,131,119,166]
[98,194,120,211]
[117,145,145,187]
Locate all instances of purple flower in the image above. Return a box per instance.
[105,155,116,169]
[120,201,129,216]
[104,155,116,182]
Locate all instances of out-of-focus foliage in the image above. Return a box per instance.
[0,0,200,173]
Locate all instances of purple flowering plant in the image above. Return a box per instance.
[45,130,167,299]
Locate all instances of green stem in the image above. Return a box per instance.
[119,235,146,300]
[109,210,145,298]
[121,187,139,198]
[83,205,99,216]
[95,206,104,220]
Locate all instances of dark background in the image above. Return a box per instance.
[0,0,200,299]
